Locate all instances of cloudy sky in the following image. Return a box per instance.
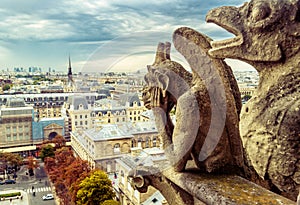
[0,0,255,73]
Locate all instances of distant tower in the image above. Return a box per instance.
[66,55,75,92]
[68,55,73,85]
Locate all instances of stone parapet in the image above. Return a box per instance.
[162,169,295,205]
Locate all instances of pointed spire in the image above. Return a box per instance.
[68,55,72,75]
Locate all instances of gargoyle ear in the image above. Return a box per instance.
[156,72,169,95]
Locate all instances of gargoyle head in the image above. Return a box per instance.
[206,0,300,66]
[142,42,192,110]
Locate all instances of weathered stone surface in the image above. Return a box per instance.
[206,0,300,201]
[142,27,244,174]
[162,168,295,205]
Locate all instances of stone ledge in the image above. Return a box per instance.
[162,169,295,205]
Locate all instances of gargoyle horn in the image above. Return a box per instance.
[154,42,171,65]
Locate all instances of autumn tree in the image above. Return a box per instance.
[39,144,55,161]
[0,152,23,167]
[0,152,23,178]
[26,156,39,176]
[76,170,115,205]
[44,146,91,204]
[51,134,66,148]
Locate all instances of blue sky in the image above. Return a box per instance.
[0,0,255,73]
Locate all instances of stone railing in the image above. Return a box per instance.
[162,169,295,205]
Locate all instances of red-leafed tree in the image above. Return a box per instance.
[44,146,93,204]
[26,156,39,176]
[51,134,66,148]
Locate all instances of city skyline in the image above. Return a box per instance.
[0,0,255,73]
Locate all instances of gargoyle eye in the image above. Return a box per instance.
[250,2,271,22]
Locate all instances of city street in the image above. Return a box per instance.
[0,163,56,205]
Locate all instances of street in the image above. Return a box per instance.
[0,163,56,205]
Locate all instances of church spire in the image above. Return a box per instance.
[67,55,74,88]
[68,55,72,76]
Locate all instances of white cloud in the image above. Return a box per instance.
[0,0,250,71]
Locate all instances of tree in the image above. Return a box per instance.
[39,145,55,162]
[26,156,39,176]
[0,152,23,167]
[0,152,23,179]
[2,84,11,91]
[76,170,115,205]
[51,134,66,149]
[102,200,120,205]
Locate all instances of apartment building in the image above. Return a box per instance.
[70,120,159,172]
[0,98,35,156]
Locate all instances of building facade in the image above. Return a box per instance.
[70,121,159,172]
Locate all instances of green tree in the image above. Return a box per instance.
[76,170,115,205]
[39,145,55,162]
[2,84,11,91]
[102,200,120,205]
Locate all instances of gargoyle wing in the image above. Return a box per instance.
[173,27,244,168]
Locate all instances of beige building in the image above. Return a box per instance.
[0,98,34,151]
[71,121,159,172]
[239,86,256,98]
[93,99,127,125]
[61,95,93,138]
[71,124,133,171]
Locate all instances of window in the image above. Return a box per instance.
[7,135,11,141]
[113,143,120,154]
[138,138,142,148]
[120,170,125,184]
[80,115,82,119]
[145,138,150,148]
[153,137,157,147]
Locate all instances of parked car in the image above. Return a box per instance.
[0,181,5,185]
[5,179,16,184]
[42,194,54,200]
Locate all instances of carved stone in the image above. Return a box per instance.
[132,0,300,203]
[143,28,244,174]
[206,0,300,201]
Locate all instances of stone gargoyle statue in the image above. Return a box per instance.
[130,0,300,203]
[207,0,300,200]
